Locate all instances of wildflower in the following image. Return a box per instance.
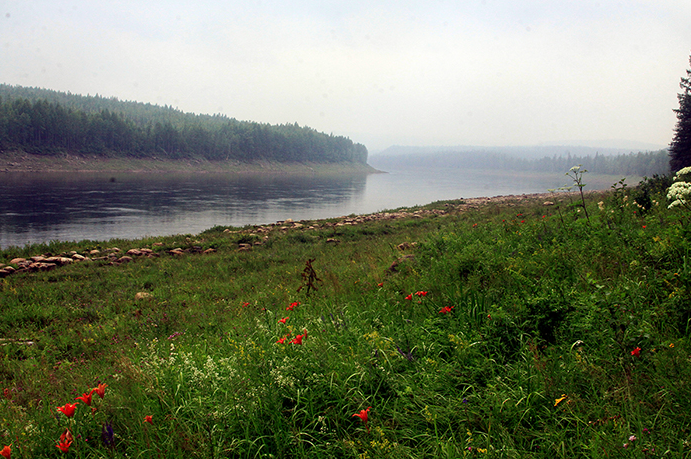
[377,282,383,287]
[242,302,250,307]
[286,302,300,311]
[415,291,428,297]
[405,294,413,300]
[439,306,454,314]
[143,415,153,425]
[554,394,567,407]
[0,445,10,459]
[629,435,636,442]
[276,337,288,344]
[353,406,371,432]
[2,388,10,400]
[57,402,79,418]
[93,383,108,399]
[521,220,525,223]
[56,430,73,453]
[102,422,115,449]
[76,390,93,406]
[60,429,74,444]
[670,343,675,348]
[291,330,307,345]
[631,347,641,357]
[278,317,288,324]
[472,223,478,228]
[56,438,72,453]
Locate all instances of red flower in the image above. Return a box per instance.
[278,317,288,324]
[2,388,10,400]
[291,330,307,345]
[286,301,300,311]
[405,294,413,300]
[0,445,10,459]
[242,302,250,308]
[439,306,454,314]
[92,383,108,399]
[276,336,288,344]
[56,439,72,453]
[631,347,641,357]
[57,402,79,418]
[377,282,383,287]
[415,291,428,297]
[143,415,153,425]
[352,406,371,432]
[76,390,93,406]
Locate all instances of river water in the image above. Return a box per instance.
[0,166,632,248]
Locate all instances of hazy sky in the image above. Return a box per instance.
[2,0,690,152]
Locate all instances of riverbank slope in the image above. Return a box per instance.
[0,150,381,174]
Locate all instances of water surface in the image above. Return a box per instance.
[0,167,632,248]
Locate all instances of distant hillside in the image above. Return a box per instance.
[0,84,368,164]
[369,146,670,177]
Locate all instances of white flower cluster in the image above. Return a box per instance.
[667,167,691,209]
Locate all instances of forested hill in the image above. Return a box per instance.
[0,84,368,164]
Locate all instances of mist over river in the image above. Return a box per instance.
[0,166,634,248]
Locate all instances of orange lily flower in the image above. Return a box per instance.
[143,415,153,425]
[75,390,93,406]
[0,445,10,459]
[353,406,371,432]
[57,402,79,418]
[92,383,108,399]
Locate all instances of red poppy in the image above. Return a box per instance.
[278,317,288,324]
[415,291,428,297]
[286,301,300,311]
[242,302,250,308]
[276,337,287,344]
[57,402,79,418]
[0,445,10,459]
[439,306,454,314]
[352,406,371,432]
[76,390,93,406]
[92,383,108,399]
[631,347,641,357]
[143,415,153,425]
[405,294,413,300]
[377,282,383,287]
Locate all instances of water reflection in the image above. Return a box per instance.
[0,172,368,247]
[0,168,630,248]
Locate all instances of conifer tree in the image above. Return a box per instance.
[670,54,691,172]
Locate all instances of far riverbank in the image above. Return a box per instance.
[0,150,381,174]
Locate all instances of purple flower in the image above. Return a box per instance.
[102,422,115,449]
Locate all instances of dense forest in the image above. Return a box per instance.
[0,84,368,164]
[370,148,670,177]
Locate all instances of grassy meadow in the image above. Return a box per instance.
[1,173,691,458]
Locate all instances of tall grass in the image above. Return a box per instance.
[1,176,690,457]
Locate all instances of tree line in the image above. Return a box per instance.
[0,84,368,164]
[370,149,670,177]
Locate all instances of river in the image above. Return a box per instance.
[0,166,634,248]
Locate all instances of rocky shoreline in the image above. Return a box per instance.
[0,190,581,279]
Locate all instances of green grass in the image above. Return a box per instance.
[1,177,690,458]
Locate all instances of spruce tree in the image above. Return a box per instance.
[670,54,691,172]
